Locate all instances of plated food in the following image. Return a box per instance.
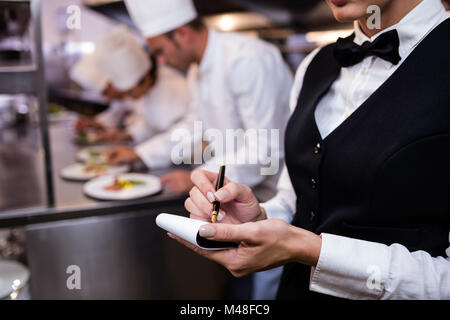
[60,162,129,181]
[76,146,111,163]
[74,132,101,146]
[83,173,161,200]
[104,177,147,191]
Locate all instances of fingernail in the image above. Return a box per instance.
[214,189,229,201]
[207,192,215,203]
[217,210,226,222]
[199,225,216,238]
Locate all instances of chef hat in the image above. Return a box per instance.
[95,25,152,91]
[124,0,198,38]
[69,52,109,93]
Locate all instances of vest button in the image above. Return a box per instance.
[310,211,316,221]
[311,178,317,189]
[314,142,321,155]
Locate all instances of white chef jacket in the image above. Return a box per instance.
[135,28,293,192]
[261,0,450,299]
[97,66,190,144]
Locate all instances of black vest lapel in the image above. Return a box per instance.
[284,43,341,230]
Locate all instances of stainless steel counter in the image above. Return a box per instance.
[0,120,188,227]
[0,120,229,299]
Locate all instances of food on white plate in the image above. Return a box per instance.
[75,132,99,145]
[104,177,147,191]
[83,162,108,175]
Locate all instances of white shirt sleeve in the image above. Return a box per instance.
[199,48,294,188]
[310,233,450,299]
[96,100,129,129]
[125,101,155,144]
[260,166,296,223]
[134,108,198,169]
[134,68,196,169]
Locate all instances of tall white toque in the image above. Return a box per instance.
[69,52,109,93]
[124,0,198,38]
[95,25,152,91]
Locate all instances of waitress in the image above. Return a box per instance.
[175,0,450,299]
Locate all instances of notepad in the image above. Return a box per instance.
[156,213,240,250]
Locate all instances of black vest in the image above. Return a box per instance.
[277,19,450,300]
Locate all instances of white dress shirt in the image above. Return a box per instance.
[97,66,190,144]
[262,0,450,299]
[136,28,293,192]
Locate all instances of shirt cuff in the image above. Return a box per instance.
[260,201,293,224]
[309,233,391,300]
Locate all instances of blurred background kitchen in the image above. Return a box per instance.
[0,0,448,300]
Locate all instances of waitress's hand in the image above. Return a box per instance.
[174,169,322,277]
[185,170,265,224]
[169,219,322,277]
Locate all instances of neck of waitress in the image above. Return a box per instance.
[182,0,450,301]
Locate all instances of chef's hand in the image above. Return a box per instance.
[160,171,194,195]
[107,146,139,165]
[94,130,132,144]
[185,170,264,224]
[169,219,322,277]
[75,117,104,134]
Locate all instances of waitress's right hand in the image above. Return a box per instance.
[185,170,265,225]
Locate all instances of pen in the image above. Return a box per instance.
[211,165,226,223]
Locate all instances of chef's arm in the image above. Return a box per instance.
[126,115,156,144]
[200,54,293,187]
[96,100,128,129]
[134,103,200,169]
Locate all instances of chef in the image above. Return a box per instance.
[119,0,293,196]
[70,25,191,146]
[177,0,450,300]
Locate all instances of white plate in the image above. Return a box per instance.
[83,173,162,200]
[0,260,29,299]
[76,146,111,163]
[60,163,130,181]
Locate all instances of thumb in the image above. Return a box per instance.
[199,223,256,243]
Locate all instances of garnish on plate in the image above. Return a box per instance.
[104,176,146,191]
[83,161,108,175]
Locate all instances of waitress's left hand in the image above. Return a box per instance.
[169,219,322,277]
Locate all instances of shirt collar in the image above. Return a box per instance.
[199,28,217,74]
[353,0,447,68]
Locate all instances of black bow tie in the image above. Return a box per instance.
[333,29,402,67]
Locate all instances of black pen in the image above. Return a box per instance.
[211,165,226,223]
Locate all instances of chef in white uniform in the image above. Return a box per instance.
[121,0,293,198]
[122,0,293,300]
[70,25,190,147]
